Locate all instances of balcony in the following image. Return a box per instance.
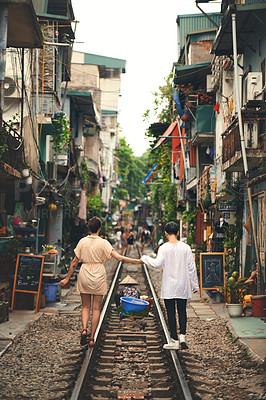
[0,121,23,177]
[191,105,216,145]
[222,111,266,172]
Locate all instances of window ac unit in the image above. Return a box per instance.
[4,77,20,98]
[46,161,57,182]
[83,124,96,136]
[244,72,263,102]
[244,121,259,148]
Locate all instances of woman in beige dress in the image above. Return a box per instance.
[59,217,141,346]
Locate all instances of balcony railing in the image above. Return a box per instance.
[222,113,266,167]
[222,123,241,163]
[0,121,24,168]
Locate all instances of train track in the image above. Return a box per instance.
[69,251,194,400]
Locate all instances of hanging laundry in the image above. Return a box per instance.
[78,190,87,222]
[214,102,220,114]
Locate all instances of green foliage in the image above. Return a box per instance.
[0,130,9,163]
[218,278,249,304]
[223,179,244,274]
[80,161,90,185]
[116,137,150,200]
[52,111,71,153]
[87,193,103,218]
[142,72,181,226]
[0,114,20,165]
[182,208,197,246]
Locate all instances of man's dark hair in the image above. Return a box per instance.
[88,217,102,233]
[164,221,179,235]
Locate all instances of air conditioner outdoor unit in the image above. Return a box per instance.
[46,161,57,182]
[4,77,20,98]
[244,121,259,148]
[244,72,263,102]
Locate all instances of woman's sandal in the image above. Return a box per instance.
[88,338,95,347]
[80,329,87,346]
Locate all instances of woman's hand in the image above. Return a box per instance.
[59,278,69,288]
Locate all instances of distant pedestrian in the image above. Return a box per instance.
[127,231,135,255]
[116,230,122,249]
[141,228,150,254]
[121,229,126,253]
[59,217,141,347]
[141,221,199,350]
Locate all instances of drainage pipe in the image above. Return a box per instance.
[232,13,263,293]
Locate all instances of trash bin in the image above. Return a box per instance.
[43,282,59,302]
[251,295,266,317]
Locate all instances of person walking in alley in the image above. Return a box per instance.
[126,231,135,255]
[140,221,199,350]
[59,217,141,346]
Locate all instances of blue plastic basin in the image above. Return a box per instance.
[121,297,149,312]
[43,282,59,302]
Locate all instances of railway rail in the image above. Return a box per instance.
[69,250,193,400]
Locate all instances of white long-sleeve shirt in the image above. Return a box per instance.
[141,241,199,299]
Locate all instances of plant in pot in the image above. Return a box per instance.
[218,273,249,317]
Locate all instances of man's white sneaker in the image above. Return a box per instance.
[179,334,188,349]
[163,338,179,350]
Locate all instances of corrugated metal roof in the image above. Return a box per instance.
[177,13,221,49]
[189,31,217,44]
[32,0,48,14]
[83,53,126,72]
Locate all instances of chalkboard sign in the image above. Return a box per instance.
[200,253,225,302]
[11,254,44,312]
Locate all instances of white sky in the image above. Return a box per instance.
[72,0,220,156]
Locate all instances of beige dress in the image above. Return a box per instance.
[74,235,113,295]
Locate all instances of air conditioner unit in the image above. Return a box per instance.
[244,121,259,148]
[46,161,57,182]
[83,124,96,136]
[244,72,263,102]
[4,77,20,98]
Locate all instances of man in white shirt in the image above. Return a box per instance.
[141,221,199,350]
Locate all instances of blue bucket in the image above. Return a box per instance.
[43,282,59,302]
[121,297,149,312]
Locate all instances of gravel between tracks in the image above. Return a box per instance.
[0,249,265,400]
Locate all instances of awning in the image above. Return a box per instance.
[68,91,101,125]
[174,62,211,85]
[152,120,178,150]
[1,0,43,48]
[211,3,266,56]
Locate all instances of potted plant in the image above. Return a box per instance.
[217,274,249,317]
[51,111,71,154]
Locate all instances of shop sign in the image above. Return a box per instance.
[217,203,237,211]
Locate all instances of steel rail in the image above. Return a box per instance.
[71,246,193,400]
[70,259,123,400]
[141,256,193,400]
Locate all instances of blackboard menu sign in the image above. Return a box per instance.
[200,253,225,302]
[11,254,44,312]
